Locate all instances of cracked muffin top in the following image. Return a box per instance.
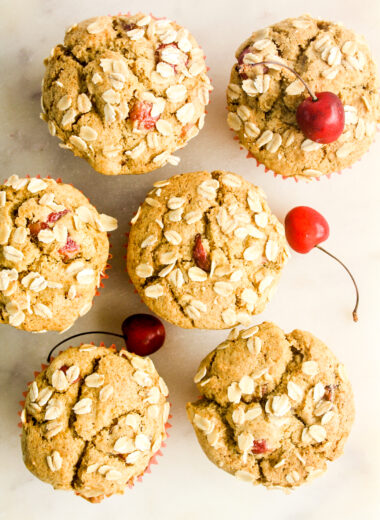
[187,322,355,489]
[0,176,117,332]
[127,171,290,329]
[21,345,170,502]
[41,13,212,176]
[227,15,380,180]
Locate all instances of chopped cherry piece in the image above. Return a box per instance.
[252,440,269,454]
[237,46,252,66]
[122,314,165,356]
[60,365,80,384]
[29,210,69,236]
[129,101,159,130]
[236,46,268,79]
[120,21,136,32]
[285,206,329,254]
[324,385,337,401]
[47,209,69,224]
[193,234,211,272]
[59,236,79,258]
[29,221,48,236]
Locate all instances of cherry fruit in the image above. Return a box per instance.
[252,439,269,454]
[240,60,345,144]
[193,234,211,272]
[285,206,359,322]
[285,206,329,254]
[122,314,165,356]
[47,314,166,362]
[297,92,344,144]
[129,101,159,130]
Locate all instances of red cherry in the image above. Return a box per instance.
[193,234,211,272]
[285,206,329,253]
[296,92,345,144]
[129,101,159,130]
[47,209,69,224]
[252,439,269,454]
[285,206,359,322]
[122,314,165,356]
[58,236,79,258]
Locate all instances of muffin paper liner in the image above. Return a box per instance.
[229,122,379,183]
[18,342,172,500]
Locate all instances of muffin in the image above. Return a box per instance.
[0,176,117,332]
[187,322,355,489]
[227,15,380,180]
[127,171,290,329]
[41,13,211,175]
[21,344,170,502]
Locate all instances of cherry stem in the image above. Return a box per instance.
[315,245,359,322]
[249,60,318,101]
[47,331,125,362]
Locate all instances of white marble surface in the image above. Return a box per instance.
[1,0,380,518]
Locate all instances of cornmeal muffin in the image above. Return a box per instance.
[187,322,355,489]
[127,171,290,329]
[0,176,117,332]
[227,15,380,180]
[21,345,170,502]
[41,13,211,175]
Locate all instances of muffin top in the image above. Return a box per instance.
[227,15,380,180]
[187,322,355,489]
[41,13,211,175]
[0,176,117,332]
[127,171,290,329]
[21,345,170,502]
